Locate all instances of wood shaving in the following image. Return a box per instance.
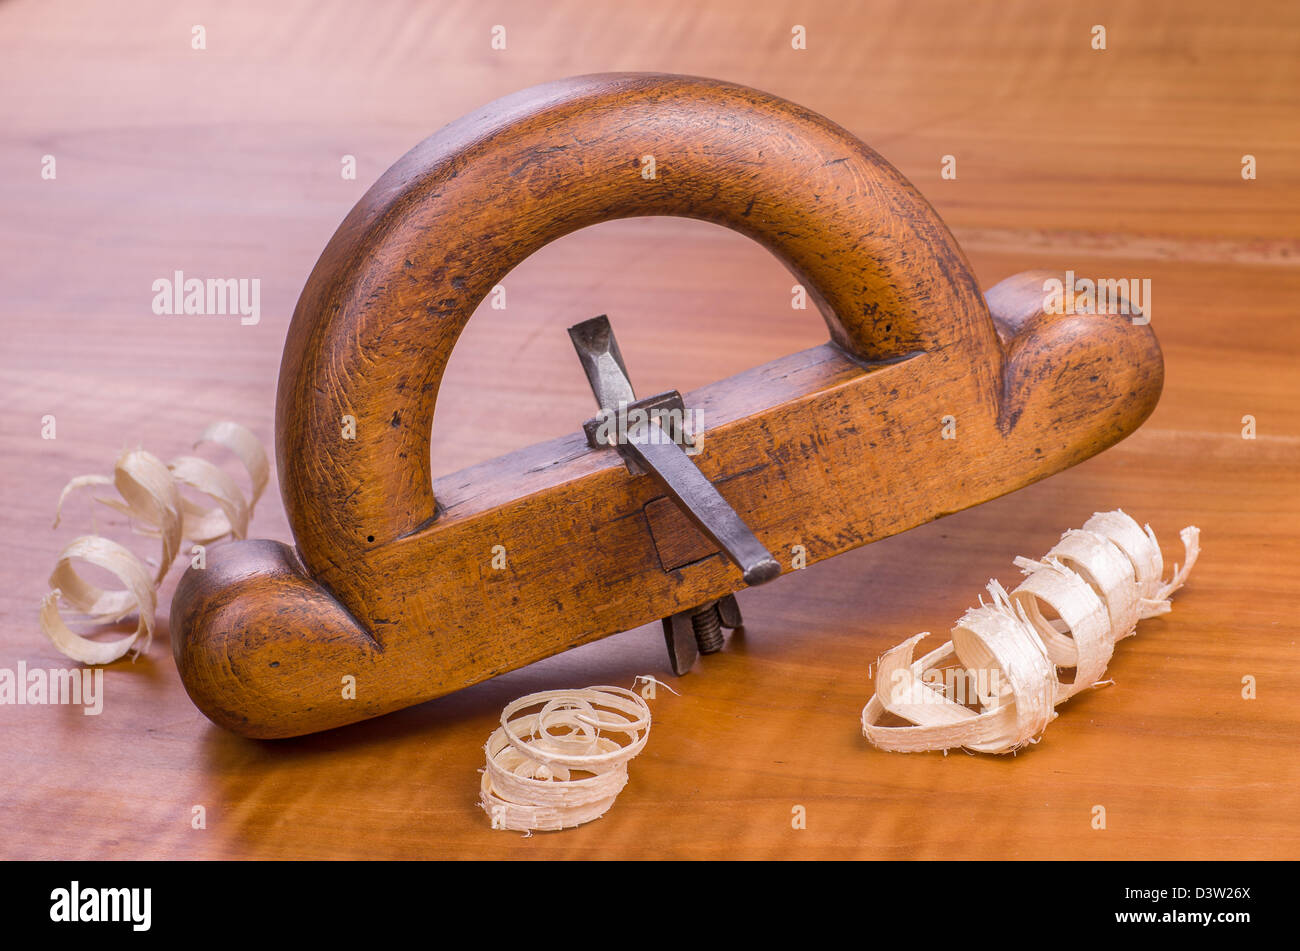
[480,686,651,832]
[40,422,268,664]
[862,510,1199,754]
[40,537,157,665]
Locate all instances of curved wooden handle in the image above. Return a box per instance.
[277,72,1001,584]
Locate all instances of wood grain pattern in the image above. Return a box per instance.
[170,74,1162,738]
[2,0,1297,859]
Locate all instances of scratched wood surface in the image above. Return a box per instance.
[1,0,1297,859]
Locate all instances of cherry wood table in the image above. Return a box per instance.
[3,0,1296,859]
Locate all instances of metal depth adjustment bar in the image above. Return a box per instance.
[569,315,778,674]
[168,73,1164,739]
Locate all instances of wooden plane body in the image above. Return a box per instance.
[170,75,1161,738]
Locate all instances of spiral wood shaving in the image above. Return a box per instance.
[480,686,652,832]
[862,510,1199,754]
[40,422,268,664]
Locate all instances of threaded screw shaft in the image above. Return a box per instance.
[691,603,725,654]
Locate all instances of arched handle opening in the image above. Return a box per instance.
[276,72,1002,584]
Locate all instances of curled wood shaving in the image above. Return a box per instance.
[186,421,269,541]
[480,686,652,832]
[40,422,268,664]
[41,537,157,665]
[862,510,1200,754]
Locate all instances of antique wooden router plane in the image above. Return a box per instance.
[171,73,1163,739]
